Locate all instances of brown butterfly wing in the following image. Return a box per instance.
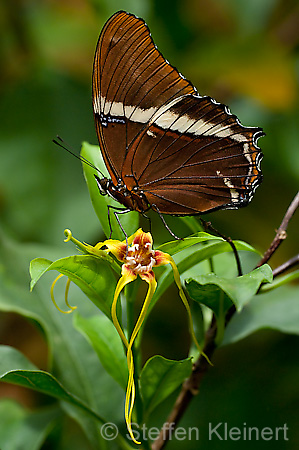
[92,11,196,185]
[122,95,263,214]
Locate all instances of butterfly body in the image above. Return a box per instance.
[92,11,263,225]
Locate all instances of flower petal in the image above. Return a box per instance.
[124,275,157,444]
[102,240,127,261]
[127,228,143,245]
[64,229,107,257]
[154,250,172,267]
[132,229,153,248]
[122,264,137,280]
[111,272,137,348]
[139,270,155,283]
[168,255,213,365]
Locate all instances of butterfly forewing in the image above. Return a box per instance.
[93,11,196,183]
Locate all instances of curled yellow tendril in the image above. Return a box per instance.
[50,274,77,314]
[64,228,73,242]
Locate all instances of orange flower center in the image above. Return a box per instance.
[125,241,155,274]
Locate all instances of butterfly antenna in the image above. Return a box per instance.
[53,136,105,178]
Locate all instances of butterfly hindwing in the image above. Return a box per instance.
[122,95,263,214]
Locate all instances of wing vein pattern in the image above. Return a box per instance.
[92,11,263,216]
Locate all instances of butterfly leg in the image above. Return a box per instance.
[200,218,243,276]
[152,204,182,240]
[140,211,152,235]
[107,204,131,246]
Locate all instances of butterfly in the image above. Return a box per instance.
[92,11,263,237]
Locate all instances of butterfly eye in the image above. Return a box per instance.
[94,175,109,196]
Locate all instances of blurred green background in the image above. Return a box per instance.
[0,0,298,448]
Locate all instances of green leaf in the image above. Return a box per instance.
[0,345,106,423]
[29,258,53,290]
[74,313,128,390]
[0,344,37,372]
[260,269,299,292]
[140,355,192,419]
[179,216,204,234]
[186,278,233,318]
[0,399,60,450]
[223,285,299,345]
[0,231,125,449]
[151,240,259,312]
[157,231,221,255]
[61,402,134,450]
[81,142,139,240]
[0,347,134,450]
[30,255,117,318]
[186,264,273,313]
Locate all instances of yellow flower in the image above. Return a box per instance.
[52,228,205,445]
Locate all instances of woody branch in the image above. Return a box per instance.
[152,191,299,450]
